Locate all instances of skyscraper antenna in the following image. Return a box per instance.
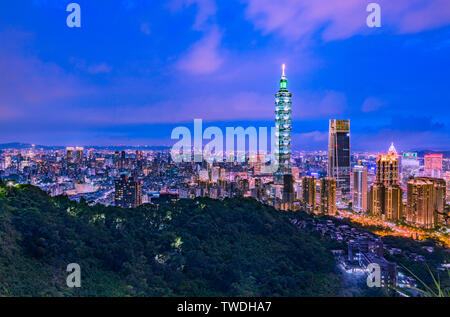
[282,64,286,77]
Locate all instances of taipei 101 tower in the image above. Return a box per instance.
[274,64,294,204]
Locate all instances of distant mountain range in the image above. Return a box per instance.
[0,143,170,151]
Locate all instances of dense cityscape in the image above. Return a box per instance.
[1,68,449,293]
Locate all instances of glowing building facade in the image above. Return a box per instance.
[352,165,367,212]
[446,172,450,203]
[368,143,403,221]
[274,64,294,203]
[114,173,142,208]
[376,143,399,186]
[327,119,350,198]
[302,176,316,210]
[320,177,337,215]
[75,147,84,165]
[66,147,74,164]
[424,154,443,178]
[407,177,446,229]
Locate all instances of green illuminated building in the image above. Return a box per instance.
[274,65,294,202]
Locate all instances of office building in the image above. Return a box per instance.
[327,119,350,197]
[352,165,367,212]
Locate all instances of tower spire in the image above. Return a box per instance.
[388,142,397,156]
[279,64,288,89]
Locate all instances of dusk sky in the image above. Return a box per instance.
[1,0,450,151]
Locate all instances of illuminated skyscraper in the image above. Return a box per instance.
[368,183,384,216]
[120,150,126,169]
[369,143,403,221]
[407,177,445,229]
[352,165,367,212]
[274,64,294,203]
[302,176,316,210]
[401,152,420,187]
[327,119,350,197]
[384,185,403,221]
[114,173,142,208]
[75,147,84,165]
[66,147,74,164]
[424,154,443,178]
[250,154,265,176]
[320,177,336,215]
[88,148,94,161]
[376,143,399,186]
[446,172,450,203]
[114,150,120,169]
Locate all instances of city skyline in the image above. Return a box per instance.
[1,2,450,151]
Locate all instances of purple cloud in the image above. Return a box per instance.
[0,30,92,121]
[169,0,217,30]
[244,0,450,42]
[177,27,224,74]
[70,58,113,74]
[140,22,151,35]
[361,97,385,112]
[293,91,347,119]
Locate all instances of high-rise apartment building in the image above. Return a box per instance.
[406,177,446,229]
[402,152,419,169]
[75,147,84,165]
[384,185,403,221]
[302,176,316,210]
[250,154,265,176]
[327,119,350,197]
[376,143,399,186]
[446,172,450,203]
[424,154,443,178]
[320,177,336,215]
[114,150,120,169]
[114,173,142,208]
[401,152,420,187]
[66,147,74,164]
[352,165,367,212]
[368,183,384,216]
[368,143,403,221]
[120,151,126,169]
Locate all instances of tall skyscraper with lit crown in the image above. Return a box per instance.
[368,143,403,221]
[274,64,294,203]
[376,143,399,186]
[328,119,350,198]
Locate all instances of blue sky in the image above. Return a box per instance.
[0,0,449,151]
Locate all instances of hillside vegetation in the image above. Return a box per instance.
[0,181,358,296]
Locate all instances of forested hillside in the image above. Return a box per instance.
[0,180,363,296]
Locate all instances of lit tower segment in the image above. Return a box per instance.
[274,64,292,186]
